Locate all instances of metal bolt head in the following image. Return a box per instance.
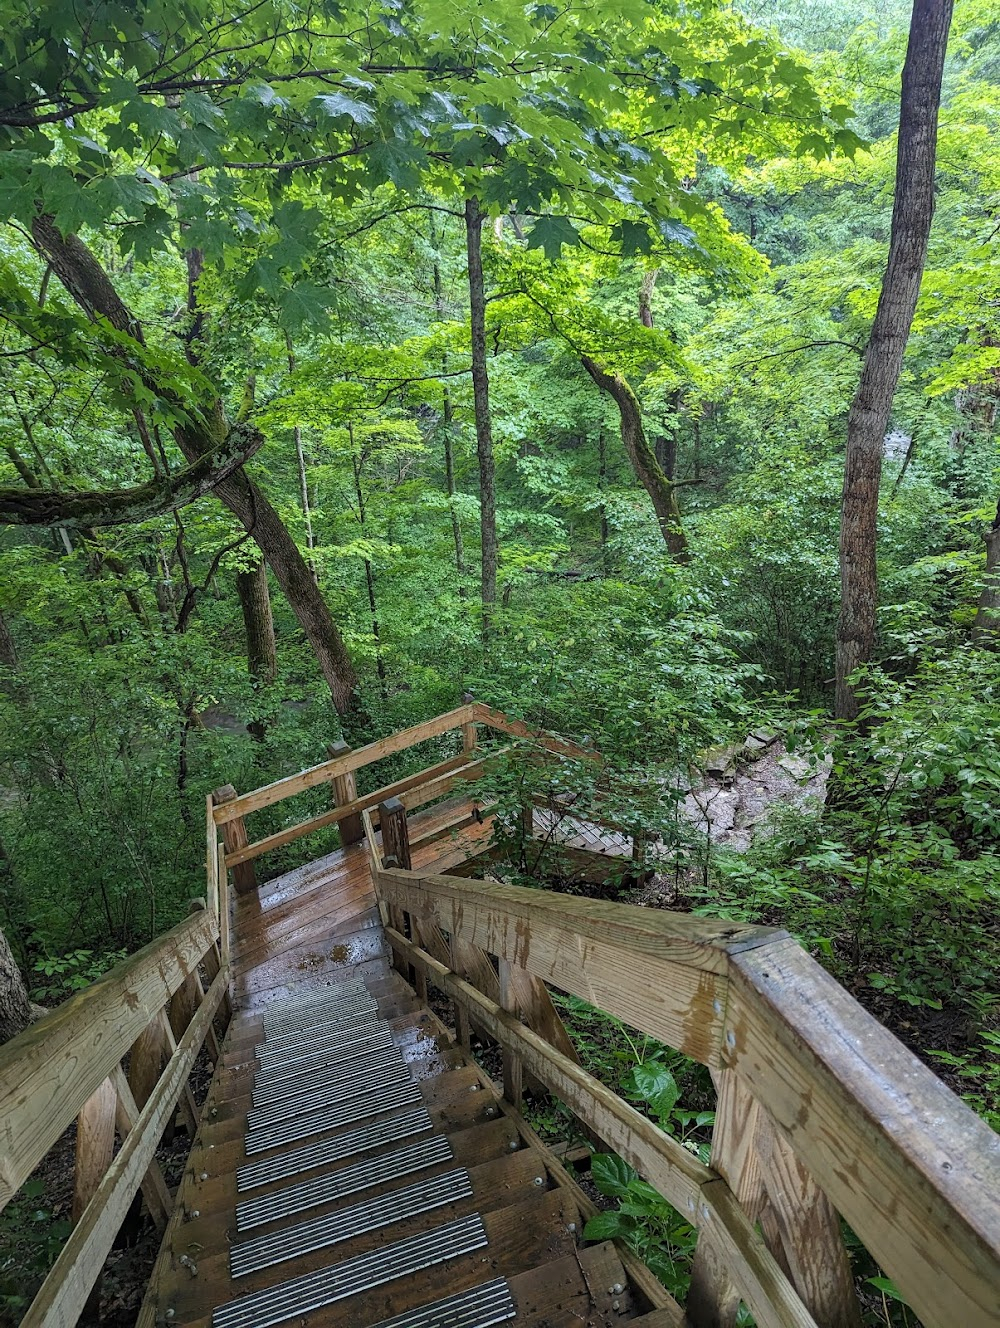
[508,1139,519,1151]
[611,1283,624,1295]
[533,1176,545,1186]
[567,1222,576,1233]
[612,1301,621,1312]
[165,1310,176,1321]
[199,1171,209,1181]
[189,1209,200,1219]
[485,1107,496,1117]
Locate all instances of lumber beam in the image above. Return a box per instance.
[212,704,477,822]
[19,969,226,1328]
[385,926,817,1328]
[211,785,256,895]
[0,908,216,1211]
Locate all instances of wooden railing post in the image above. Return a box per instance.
[212,784,257,895]
[328,740,364,845]
[206,793,219,921]
[688,1070,861,1328]
[379,796,411,870]
[72,1075,117,1320]
[218,841,231,973]
[379,798,411,977]
[498,959,524,1109]
[461,692,477,753]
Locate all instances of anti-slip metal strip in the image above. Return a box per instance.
[262,979,367,1014]
[236,1134,454,1229]
[230,1166,473,1276]
[253,1028,395,1085]
[252,1046,406,1108]
[212,1213,489,1328]
[262,989,376,1030]
[367,1279,517,1328]
[236,1107,434,1191]
[245,1080,422,1154]
[256,1008,383,1058]
[250,1046,403,1099]
[263,998,379,1037]
[261,996,373,1032]
[262,980,370,1010]
[247,1059,413,1130]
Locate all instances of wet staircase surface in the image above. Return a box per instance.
[146,801,660,1328]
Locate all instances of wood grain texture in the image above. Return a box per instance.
[385,927,817,1328]
[212,785,256,895]
[0,908,216,1210]
[375,867,757,1064]
[19,969,225,1328]
[213,705,475,822]
[727,941,1000,1328]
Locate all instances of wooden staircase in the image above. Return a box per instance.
[4,703,999,1328]
[141,826,657,1328]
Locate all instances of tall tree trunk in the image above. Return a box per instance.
[0,924,35,1044]
[430,224,468,596]
[237,558,278,684]
[0,607,17,674]
[973,503,1000,643]
[638,268,658,329]
[464,197,498,632]
[237,558,278,741]
[581,356,688,561]
[286,334,317,581]
[835,0,954,720]
[349,436,387,688]
[30,216,358,714]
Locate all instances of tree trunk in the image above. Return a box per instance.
[581,356,688,561]
[237,559,278,685]
[464,197,498,632]
[30,216,358,714]
[835,0,954,720]
[638,268,658,329]
[0,608,16,673]
[0,924,35,1044]
[237,558,278,741]
[286,335,317,581]
[973,503,1000,643]
[431,228,468,596]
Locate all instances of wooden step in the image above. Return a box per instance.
[162,1149,552,1319]
[155,1188,581,1328]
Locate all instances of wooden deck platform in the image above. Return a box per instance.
[141,801,663,1328]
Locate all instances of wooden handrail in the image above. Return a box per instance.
[0,906,219,1211]
[373,859,1000,1328]
[212,704,477,823]
[223,752,489,867]
[385,925,818,1328]
[20,968,227,1328]
[211,700,596,828]
[377,865,780,1064]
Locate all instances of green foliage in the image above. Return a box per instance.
[0,1179,72,1316]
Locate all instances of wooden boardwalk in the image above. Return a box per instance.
[142,801,662,1328]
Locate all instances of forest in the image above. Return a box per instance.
[0,0,998,1319]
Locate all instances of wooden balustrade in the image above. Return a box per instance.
[5,703,998,1328]
[372,853,1000,1328]
[0,874,231,1326]
[209,700,588,873]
